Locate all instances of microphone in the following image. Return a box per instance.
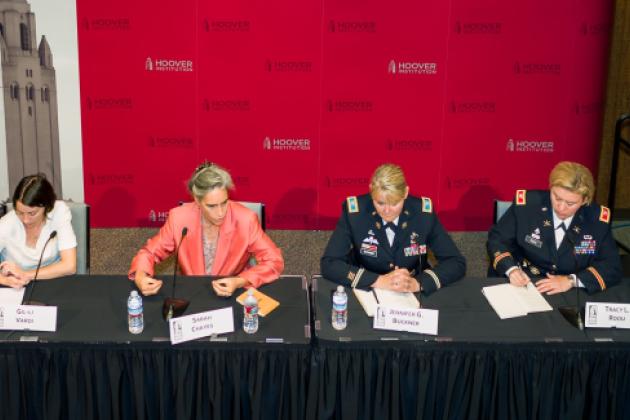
[558,232,584,330]
[23,230,57,306]
[162,227,190,320]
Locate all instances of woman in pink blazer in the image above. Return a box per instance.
[129,163,284,297]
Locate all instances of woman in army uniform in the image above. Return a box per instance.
[321,163,466,294]
[487,161,622,294]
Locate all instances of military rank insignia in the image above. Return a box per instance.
[421,197,432,213]
[599,206,610,223]
[516,189,526,205]
[347,196,359,213]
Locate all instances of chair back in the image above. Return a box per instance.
[237,201,266,231]
[494,200,512,223]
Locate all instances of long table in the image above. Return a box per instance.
[309,276,630,420]
[3,275,630,420]
[0,275,311,420]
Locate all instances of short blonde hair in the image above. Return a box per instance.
[369,163,408,203]
[188,162,234,200]
[549,161,595,204]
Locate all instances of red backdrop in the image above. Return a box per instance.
[77,0,612,230]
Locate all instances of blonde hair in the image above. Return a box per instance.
[548,161,595,204]
[369,163,408,203]
[187,162,234,200]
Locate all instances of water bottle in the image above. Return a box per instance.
[243,289,259,334]
[332,285,348,330]
[127,290,144,334]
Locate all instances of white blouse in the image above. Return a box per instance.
[0,201,77,271]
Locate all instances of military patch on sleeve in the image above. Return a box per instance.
[347,196,359,213]
[515,189,526,206]
[421,197,433,213]
[599,206,611,223]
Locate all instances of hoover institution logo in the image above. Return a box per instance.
[506,138,555,153]
[263,136,311,151]
[145,57,194,73]
[388,60,437,75]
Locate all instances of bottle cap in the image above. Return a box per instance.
[248,289,254,296]
[131,290,138,297]
[337,285,344,292]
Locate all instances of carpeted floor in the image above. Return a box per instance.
[90,229,491,279]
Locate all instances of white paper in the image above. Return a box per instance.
[513,283,553,313]
[353,288,378,317]
[353,288,420,318]
[482,283,551,319]
[374,289,420,309]
[482,284,528,319]
[0,287,26,305]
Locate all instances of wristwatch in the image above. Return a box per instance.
[568,274,577,288]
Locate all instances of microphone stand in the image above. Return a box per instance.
[162,227,190,320]
[23,231,58,306]
[558,233,583,330]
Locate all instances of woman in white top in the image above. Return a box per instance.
[0,174,77,288]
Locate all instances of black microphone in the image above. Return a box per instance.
[163,227,190,320]
[558,231,584,330]
[23,230,57,306]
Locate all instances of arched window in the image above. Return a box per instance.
[26,84,34,101]
[10,82,19,100]
[20,23,30,51]
[41,86,50,102]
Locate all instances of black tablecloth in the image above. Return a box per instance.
[309,277,630,420]
[0,275,311,420]
[3,274,630,419]
[313,276,630,342]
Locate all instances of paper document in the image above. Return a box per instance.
[0,287,25,305]
[236,288,279,317]
[354,288,420,317]
[482,283,552,319]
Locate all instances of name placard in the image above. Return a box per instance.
[169,307,234,344]
[585,302,630,329]
[0,304,57,332]
[373,305,438,335]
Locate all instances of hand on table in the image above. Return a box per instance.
[508,269,531,287]
[535,273,573,295]
[0,262,30,288]
[373,268,420,293]
[212,277,247,297]
[134,271,163,296]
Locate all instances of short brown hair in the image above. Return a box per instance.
[548,161,595,204]
[12,174,57,213]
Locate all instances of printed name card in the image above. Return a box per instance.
[373,305,438,335]
[585,302,630,329]
[169,307,234,344]
[0,304,57,332]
